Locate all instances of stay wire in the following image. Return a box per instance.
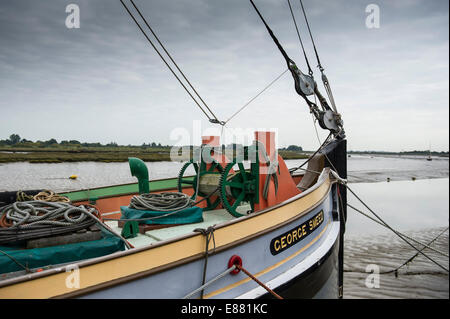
[286,0,313,75]
[249,0,294,67]
[299,0,338,112]
[299,0,322,71]
[119,0,218,123]
[224,68,289,125]
[128,0,221,124]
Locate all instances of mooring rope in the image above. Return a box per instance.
[348,204,449,258]
[182,263,283,299]
[380,226,449,276]
[182,264,237,299]
[193,226,216,299]
[330,172,450,273]
[235,264,283,299]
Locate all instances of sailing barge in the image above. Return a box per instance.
[0,0,347,299]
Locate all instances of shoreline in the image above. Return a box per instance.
[0,148,309,164]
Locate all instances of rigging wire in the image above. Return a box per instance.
[248,0,333,131]
[127,0,221,124]
[224,68,289,125]
[298,0,322,71]
[249,0,295,68]
[298,0,338,113]
[286,0,313,75]
[119,0,223,124]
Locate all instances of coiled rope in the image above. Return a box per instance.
[1,201,95,228]
[16,190,71,203]
[0,201,99,244]
[32,190,71,203]
[129,192,194,212]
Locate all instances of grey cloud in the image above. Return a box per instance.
[0,0,448,151]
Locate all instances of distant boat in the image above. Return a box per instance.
[427,144,432,161]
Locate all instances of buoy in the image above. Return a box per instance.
[69,175,78,180]
[387,177,390,182]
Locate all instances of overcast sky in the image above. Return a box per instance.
[0,0,448,151]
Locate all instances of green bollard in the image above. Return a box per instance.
[128,157,150,194]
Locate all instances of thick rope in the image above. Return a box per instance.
[32,190,71,203]
[182,262,283,299]
[104,187,222,223]
[16,191,33,202]
[182,264,237,299]
[193,226,216,299]
[1,201,96,229]
[236,264,283,299]
[129,192,194,212]
[0,201,100,244]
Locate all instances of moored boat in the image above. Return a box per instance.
[0,137,346,299]
[0,0,347,299]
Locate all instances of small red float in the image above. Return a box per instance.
[228,255,242,275]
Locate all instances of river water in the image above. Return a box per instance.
[0,155,448,298]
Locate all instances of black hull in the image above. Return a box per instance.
[258,234,339,299]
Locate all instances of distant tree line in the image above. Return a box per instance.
[0,134,170,148]
[348,150,449,156]
[279,145,303,152]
